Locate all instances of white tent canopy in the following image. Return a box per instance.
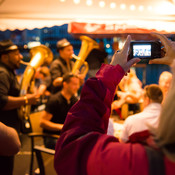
[0,0,175,33]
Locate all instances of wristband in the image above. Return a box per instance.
[24,96,28,105]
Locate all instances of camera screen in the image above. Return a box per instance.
[133,44,151,57]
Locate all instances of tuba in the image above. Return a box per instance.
[18,45,53,125]
[72,36,99,76]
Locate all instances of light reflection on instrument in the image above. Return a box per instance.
[18,45,53,122]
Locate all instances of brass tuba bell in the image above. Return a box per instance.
[72,36,99,76]
[18,45,53,121]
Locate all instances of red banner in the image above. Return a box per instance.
[68,22,161,34]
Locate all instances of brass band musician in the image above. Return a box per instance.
[0,40,38,175]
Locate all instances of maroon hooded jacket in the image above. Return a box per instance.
[54,64,175,175]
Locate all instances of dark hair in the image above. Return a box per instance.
[62,73,78,84]
[0,50,16,60]
[144,84,163,103]
[56,44,72,53]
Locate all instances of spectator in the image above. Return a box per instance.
[120,84,163,143]
[40,73,80,149]
[158,71,172,103]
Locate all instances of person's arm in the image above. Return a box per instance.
[50,60,63,87]
[37,76,51,96]
[124,91,142,103]
[2,94,39,110]
[0,122,21,156]
[40,111,63,131]
[111,98,125,110]
[0,71,39,110]
[37,84,47,96]
[54,36,142,175]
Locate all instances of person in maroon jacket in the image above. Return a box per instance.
[54,33,175,175]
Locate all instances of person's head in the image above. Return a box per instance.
[62,73,80,96]
[158,71,172,95]
[143,84,163,107]
[0,39,23,69]
[56,39,73,61]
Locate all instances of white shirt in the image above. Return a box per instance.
[120,103,162,143]
[107,118,115,136]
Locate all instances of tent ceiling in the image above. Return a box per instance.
[0,0,175,32]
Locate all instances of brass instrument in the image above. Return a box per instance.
[72,36,99,76]
[18,45,53,123]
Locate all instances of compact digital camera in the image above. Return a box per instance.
[128,41,161,60]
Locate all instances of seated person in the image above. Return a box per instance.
[120,84,163,143]
[40,73,80,149]
[112,69,143,117]
[158,71,172,103]
[117,68,143,104]
[54,33,175,175]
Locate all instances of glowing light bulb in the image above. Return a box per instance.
[99,1,105,8]
[147,6,153,11]
[110,2,116,9]
[120,4,126,10]
[130,5,136,11]
[73,0,80,4]
[139,5,144,11]
[60,0,65,2]
[86,0,92,6]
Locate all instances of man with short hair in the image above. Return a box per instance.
[120,84,163,143]
[40,73,80,149]
[0,39,38,174]
[49,38,75,93]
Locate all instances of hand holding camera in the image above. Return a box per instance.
[128,33,175,66]
[149,33,175,65]
[128,41,161,60]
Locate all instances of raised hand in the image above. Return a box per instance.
[110,35,140,73]
[149,33,175,66]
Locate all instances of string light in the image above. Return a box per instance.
[138,5,144,11]
[130,4,136,11]
[147,6,153,11]
[58,0,165,13]
[110,2,116,9]
[86,0,92,6]
[120,4,126,10]
[73,0,80,4]
[99,1,105,8]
